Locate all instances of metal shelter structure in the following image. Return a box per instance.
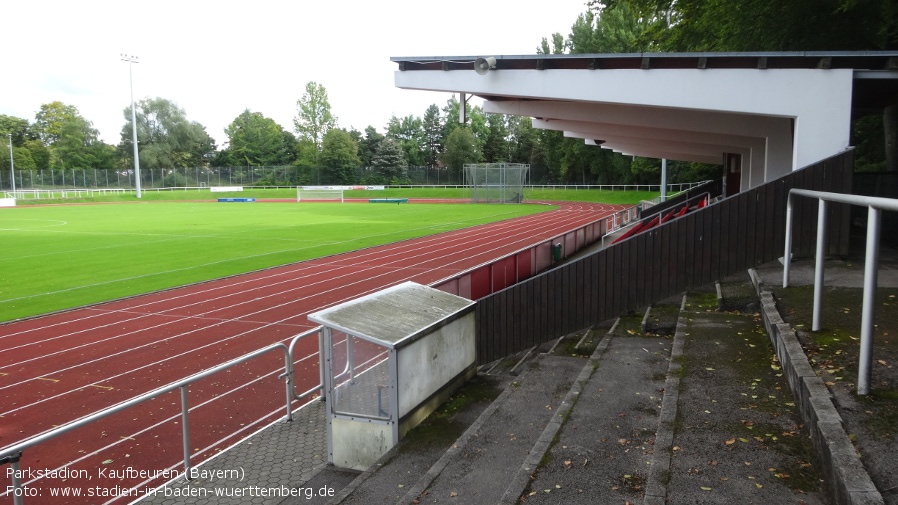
[465,162,529,203]
[308,282,476,471]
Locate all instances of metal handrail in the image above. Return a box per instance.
[1,326,325,504]
[783,188,898,395]
[287,326,326,401]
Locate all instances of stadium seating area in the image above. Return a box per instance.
[612,195,710,244]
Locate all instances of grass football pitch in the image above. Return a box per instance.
[0,201,552,323]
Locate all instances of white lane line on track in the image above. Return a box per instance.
[0,203,609,342]
[1,205,623,421]
[1,202,626,491]
[1,204,618,370]
[0,203,604,368]
[0,208,535,300]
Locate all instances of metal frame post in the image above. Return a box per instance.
[180,385,191,475]
[812,199,828,331]
[858,207,881,395]
[783,192,794,287]
[783,188,898,395]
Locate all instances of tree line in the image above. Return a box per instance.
[3,1,894,186]
[1,81,691,187]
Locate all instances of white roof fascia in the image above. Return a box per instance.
[397,67,852,176]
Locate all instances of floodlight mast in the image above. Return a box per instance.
[7,133,14,193]
[121,54,142,198]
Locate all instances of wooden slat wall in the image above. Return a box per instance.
[475,150,854,365]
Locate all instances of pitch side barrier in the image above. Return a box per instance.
[0,327,325,505]
[431,203,640,300]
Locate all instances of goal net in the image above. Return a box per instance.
[464,163,529,204]
[297,187,345,203]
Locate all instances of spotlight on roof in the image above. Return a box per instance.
[474,57,497,75]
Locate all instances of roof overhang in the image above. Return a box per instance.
[393,52,898,190]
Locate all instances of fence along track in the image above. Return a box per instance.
[475,150,854,365]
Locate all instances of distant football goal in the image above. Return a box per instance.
[464,163,530,204]
[297,187,344,203]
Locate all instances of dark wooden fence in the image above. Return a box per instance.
[475,150,854,364]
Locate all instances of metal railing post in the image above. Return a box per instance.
[783,192,794,287]
[812,199,828,331]
[2,451,24,505]
[784,188,898,395]
[858,207,881,395]
[180,386,191,476]
[318,328,327,402]
[346,333,356,383]
[284,348,294,422]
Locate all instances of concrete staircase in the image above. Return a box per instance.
[293,273,845,505]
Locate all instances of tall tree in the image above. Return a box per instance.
[482,114,510,163]
[507,116,535,164]
[422,104,443,168]
[293,81,338,153]
[31,102,80,145]
[23,139,51,170]
[0,146,37,173]
[568,4,651,53]
[441,127,481,182]
[598,0,897,51]
[355,126,384,167]
[537,33,567,54]
[223,109,294,166]
[120,97,215,169]
[319,129,360,184]
[371,138,408,183]
[0,115,31,145]
[30,102,113,170]
[386,114,426,166]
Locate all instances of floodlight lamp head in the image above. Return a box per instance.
[474,57,497,75]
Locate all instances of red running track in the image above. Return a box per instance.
[0,201,623,503]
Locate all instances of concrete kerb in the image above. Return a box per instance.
[496,323,616,505]
[643,294,687,505]
[747,268,885,505]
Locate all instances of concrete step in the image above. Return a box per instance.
[304,274,836,505]
[653,277,830,505]
[327,337,593,505]
[519,326,672,504]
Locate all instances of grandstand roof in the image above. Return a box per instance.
[392,51,898,192]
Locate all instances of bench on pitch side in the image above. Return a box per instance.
[368,198,409,204]
[217,197,255,202]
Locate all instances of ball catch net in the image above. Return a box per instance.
[464,163,529,203]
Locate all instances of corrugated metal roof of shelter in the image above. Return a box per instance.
[307,281,475,349]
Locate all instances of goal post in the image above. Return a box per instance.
[296,187,345,203]
[464,163,530,204]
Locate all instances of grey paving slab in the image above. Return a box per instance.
[666,292,829,505]
[519,334,672,505]
[403,354,587,505]
[138,400,327,505]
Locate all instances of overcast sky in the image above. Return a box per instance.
[1,0,588,147]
